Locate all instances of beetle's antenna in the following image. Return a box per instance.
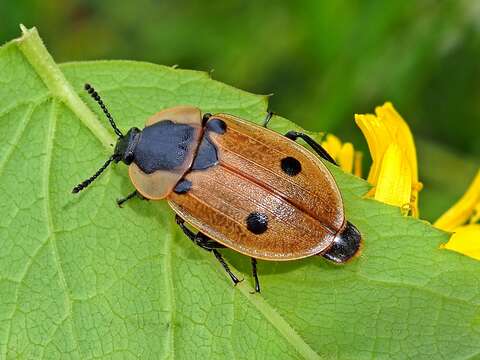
[84,83,124,138]
[72,155,117,194]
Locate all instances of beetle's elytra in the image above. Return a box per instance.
[74,84,362,292]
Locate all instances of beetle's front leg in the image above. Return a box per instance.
[261,111,274,128]
[175,215,242,286]
[116,190,148,207]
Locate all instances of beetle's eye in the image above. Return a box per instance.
[124,152,134,164]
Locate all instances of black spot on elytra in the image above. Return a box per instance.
[280,156,301,176]
[246,212,268,234]
[174,179,192,194]
[206,118,227,134]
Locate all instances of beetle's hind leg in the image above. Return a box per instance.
[251,258,261,293]
[211,250,242,286]
[284,131,337,165]
[116,190,148,207]
[175,215,242,286]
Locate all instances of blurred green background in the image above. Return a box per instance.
[1,0,479,221]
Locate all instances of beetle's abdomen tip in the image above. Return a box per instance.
[320,221,362,264]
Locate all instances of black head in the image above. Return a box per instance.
[72,84,138,194]
[114,127,141,165]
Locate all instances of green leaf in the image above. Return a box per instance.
[1,26,479,359]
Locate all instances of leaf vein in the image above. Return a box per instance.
[206,255,322,360]
[164,219,176,359]
[43,100,82,356]
[0,102,37,177]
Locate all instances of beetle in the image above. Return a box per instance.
[73,84,362,292]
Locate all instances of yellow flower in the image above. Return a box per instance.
[354,102,422,217]
[323,102,479,262]
[435,171,480,261]
[440,225,480,261]
[373,143,412,215]
[434,170,480,231]
[321,134,363,177]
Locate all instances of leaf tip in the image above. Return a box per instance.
[15,24,38,44]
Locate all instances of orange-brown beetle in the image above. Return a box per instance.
[73,84,362,292]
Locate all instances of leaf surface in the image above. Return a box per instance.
[0,27,479,360]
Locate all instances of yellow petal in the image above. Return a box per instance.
[354,113,391,184]
[374,143,412,211]
[376,103,421,216]
[338,142,354,173]
[434,170,480,232]
[321,134,342,160]
[471,203,480,224]
[440,224,480,261]
[375,103,419,185]
[319,134,360,176]
[354,151,363,177]
[355,102,420,217]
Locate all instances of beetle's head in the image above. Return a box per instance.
[114,127,141,165]
[72,84,140,194]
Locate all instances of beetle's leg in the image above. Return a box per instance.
[175,215,241,285]
[175,215,224,249]
[116,190,148,207]
[211,249,242,285]
[262,111,274,128]
[284,131,338,165]
[251,258,261,293]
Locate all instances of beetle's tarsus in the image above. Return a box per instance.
[212,249,241,285]
[234,277,245,286]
